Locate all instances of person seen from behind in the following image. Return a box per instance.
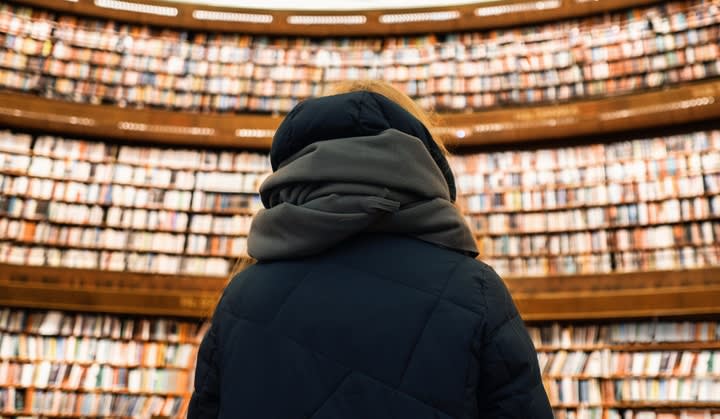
[189,80,553,419]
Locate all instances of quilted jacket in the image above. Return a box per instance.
[188,233,552,419]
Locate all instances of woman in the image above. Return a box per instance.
[189,81,552,419]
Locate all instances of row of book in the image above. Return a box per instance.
[1,175,201,211]
[5,62,716,113]
[451,131,720,172]
[528,321,720,347]
[10,221,711,270]
[0,362,190,394]
[459,176,713,214]
[455,160,719,193]
[188,214,252,235]
[479,231,609,257]
[484,245,720,276]
[538,350,720,378]
[544,377,720,404]
[0,387,184,417]
[30,23,714,73]
[186,235,247,258]
[554,410,720,419]
[0,334,196,368]
[455,155,719,191]
[7,0,714,57]
[3,197,252,236]
[4,3,717,66]
[611,223,719,250]
[467,197,720,234]
[478,222,719,257]
[0,131,271,173]
[2,221,188,254]
[7,240,716,277]
[7,153,267,193]
[0,309,206,343]
[2,220,248,257]
[0,244,233,276]
[17,42,717,88]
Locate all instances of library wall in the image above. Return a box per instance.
[0,0,719,418]
[1,0,719,114]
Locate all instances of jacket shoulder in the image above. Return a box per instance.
[442,257,520,335]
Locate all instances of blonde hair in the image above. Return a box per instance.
[325,80,449,155]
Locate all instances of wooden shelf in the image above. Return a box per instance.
[2,190,256,216]
[0,168,257,194]
[10,0,663,36]
[551,402,720,409]
[457,171,720,195]
[0,329,203,346]
[0,385,189,398]
[536,342,720,352]
[2,80,720,150]
[0,264,718,321]
[0,414,173,419]
[479,244,720,259]
[461,192,719,215]
[0,171,197,192]
[0,213,189,235]
[475,216,720,236]
[6,238,186,256]
[505,266,720,321]
[0,212,251,236]
[544,373,720,380]
[0,356,193,371]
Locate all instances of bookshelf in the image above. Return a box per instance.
[1,1,720,116]
[531,321,720,418]
[0,132,266,277]
[0,307,206,418]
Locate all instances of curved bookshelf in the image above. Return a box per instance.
[2,80,720,149]
[0,263,718,321]
[11,0,662,36]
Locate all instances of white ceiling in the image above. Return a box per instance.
[162,0,497,11]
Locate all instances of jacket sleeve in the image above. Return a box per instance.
[188,317,221,419]
[474,267,553,418]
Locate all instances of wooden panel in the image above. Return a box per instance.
[508,267,720,321]
[0,264,227,317]
[3,80,720,150]
[11,0,662,36]
[0,91,278,150]
[441,80,720,148]
[1,263,718,320]
[514,284,720,321]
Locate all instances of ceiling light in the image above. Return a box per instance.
[475,0,560,17]
[193,10,273,23]
[379,11,460,24]
[287,15,367,25]
[95,0,178,16]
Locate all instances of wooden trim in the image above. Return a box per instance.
[0,91,278,151]
[551,402,720,409]
[536,342,720,352]
[1,264,719,320]
[10,0,663,36]
[441,80,720,149]
[3,80,720,150]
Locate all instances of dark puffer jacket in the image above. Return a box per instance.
[189,233,552,418]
